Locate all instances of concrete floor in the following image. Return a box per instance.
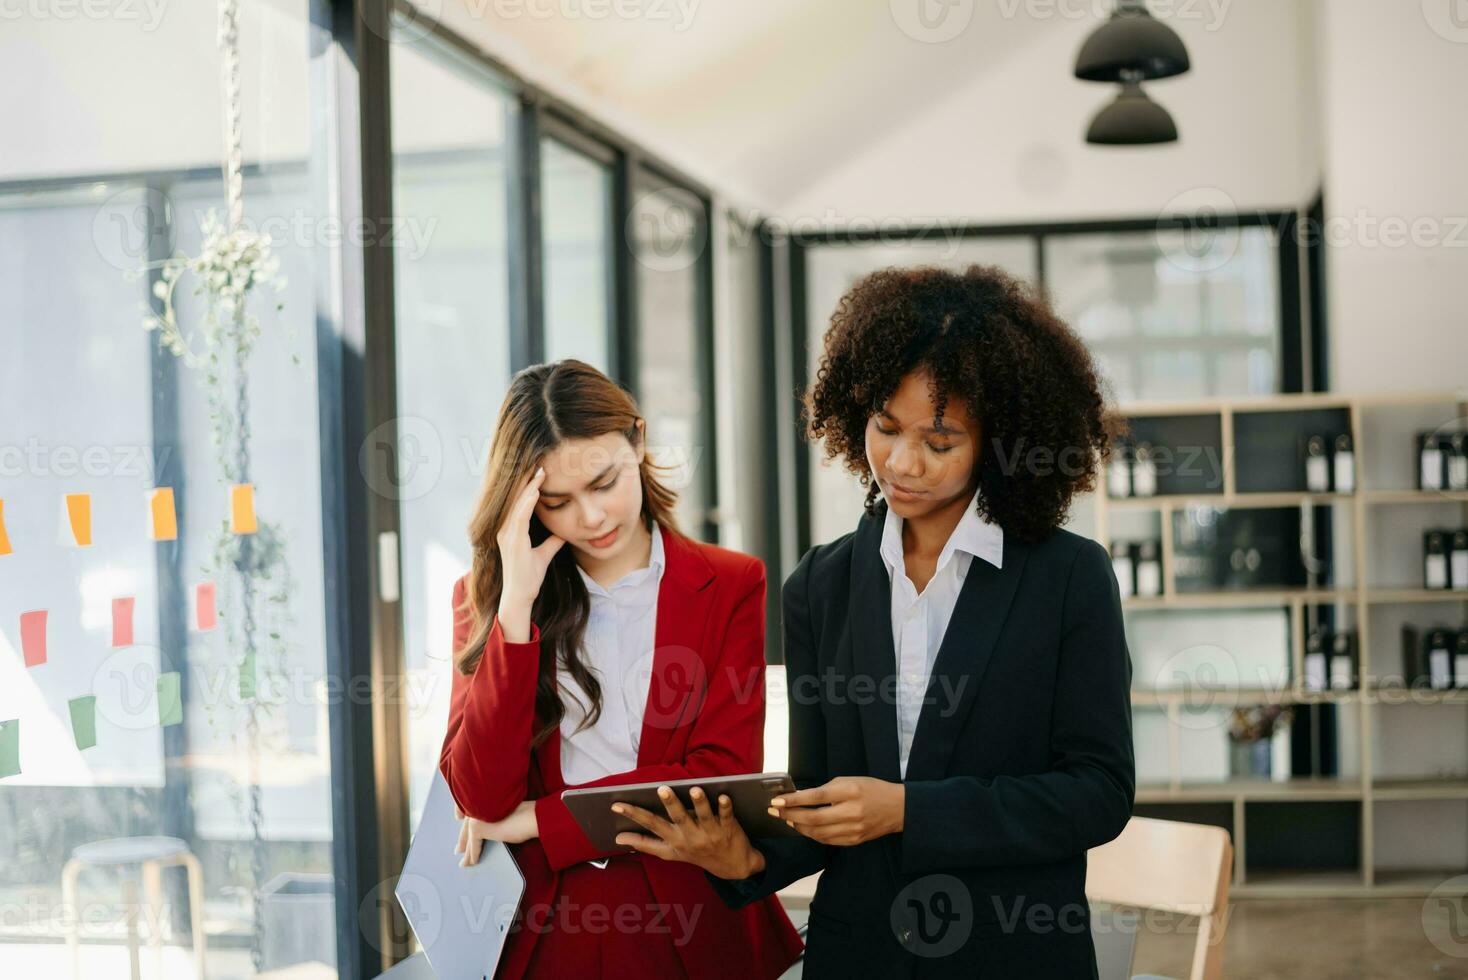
[8,898,1467,978]
[1131,898,1468,979]
[779,899,1468,978]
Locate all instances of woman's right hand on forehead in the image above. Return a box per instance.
[495,467,565,639]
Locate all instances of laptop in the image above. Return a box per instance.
[396,772,526,980]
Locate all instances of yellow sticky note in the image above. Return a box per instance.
[59,493,92,547]
[149,488,178,541]
[230,483,257,535]
[0,498,12,556]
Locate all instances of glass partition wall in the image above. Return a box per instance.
[1,3,725,979]
[0,4,340,979]
[794,217,1297,551]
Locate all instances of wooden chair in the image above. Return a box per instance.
[1086,816,1233,980]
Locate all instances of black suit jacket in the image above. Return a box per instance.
[711,505,1135,979]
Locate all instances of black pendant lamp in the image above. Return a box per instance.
[1085,79,1178,145]
[1075,0,1190,82]
[1075,0,1189,146]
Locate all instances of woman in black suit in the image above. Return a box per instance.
[612,264,1134,978]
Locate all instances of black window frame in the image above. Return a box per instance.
[786,210,1310,557]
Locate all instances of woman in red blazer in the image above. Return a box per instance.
[439,359,802,979]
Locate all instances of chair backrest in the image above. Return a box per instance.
[1086,816,1233,980]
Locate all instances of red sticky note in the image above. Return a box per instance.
[20,610,47,667]
[112,597,135,647]
[195,582,217,631]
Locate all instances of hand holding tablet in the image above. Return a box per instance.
[560,772,801,854]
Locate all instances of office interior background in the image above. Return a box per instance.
[2,0,1467,977]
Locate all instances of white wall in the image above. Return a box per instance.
[783,0,1323,224]
[1315,1,1468,393]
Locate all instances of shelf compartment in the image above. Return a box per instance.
[1137,778,1362,803]
[1108,491,1355,510]
[1125,588,1354,609]
[1364,489,1468,505]
[1232,868,1368,898]
[1364,589,1468,604]
[1372,778,1468,800]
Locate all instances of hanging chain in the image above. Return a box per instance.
[218,0,265,972]
[218,0,245,235]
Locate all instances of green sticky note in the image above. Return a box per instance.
[0,719,19,778]
[69,696,97,750]
[238,650,256,701]
[157,671,183,727]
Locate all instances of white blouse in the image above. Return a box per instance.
[556,522,666,786]
[877,486,1004,779]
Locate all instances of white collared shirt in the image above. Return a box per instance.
[878,486,1003,779]
[557,522,666,786]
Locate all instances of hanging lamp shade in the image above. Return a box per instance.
[1075,1,1190,82]
[1086,82,1178,145]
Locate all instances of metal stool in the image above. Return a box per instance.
[61,835,207,980]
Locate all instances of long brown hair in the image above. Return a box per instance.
[454,359,681,748]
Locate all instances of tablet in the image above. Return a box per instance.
[397,771,526,980]
[561,772,802,853]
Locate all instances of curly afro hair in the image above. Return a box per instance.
[804,263,1120,544]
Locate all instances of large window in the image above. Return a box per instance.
[631,174,715,541]
[798,222,1292,550]
[0,6,756,978]
[0,4,341,977]
[388,30,517,834]
[1043,226,1281,403]
[540,134,615,372]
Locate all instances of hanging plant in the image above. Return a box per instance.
[140,209,289,368]
[123,0,304,971]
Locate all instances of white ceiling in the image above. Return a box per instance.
[426,0,1321,223]
[425,0,1062,210]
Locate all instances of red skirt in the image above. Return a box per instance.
[520,856,693,979]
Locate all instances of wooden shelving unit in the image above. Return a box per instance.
[1098,389,1468,898]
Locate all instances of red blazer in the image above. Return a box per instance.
[440,525,803,980]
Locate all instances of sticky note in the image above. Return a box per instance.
[59,493,93,547]
[0,719,18,778]
[149,488,178,541]
[20,610,47,667]
[69,696,98,750]
[0,498,12,556]
[157,671,183,727]
[230,483,257,535]
[111,597,135,647]
[195,582,217,631]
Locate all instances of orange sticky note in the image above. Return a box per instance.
[60,493,92,547]
[195,582,218,632]
[20,610,47,667]
[230,483,257,535]
[149,488,178,541]
[112,597,135,647]
[0,498,12,556]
